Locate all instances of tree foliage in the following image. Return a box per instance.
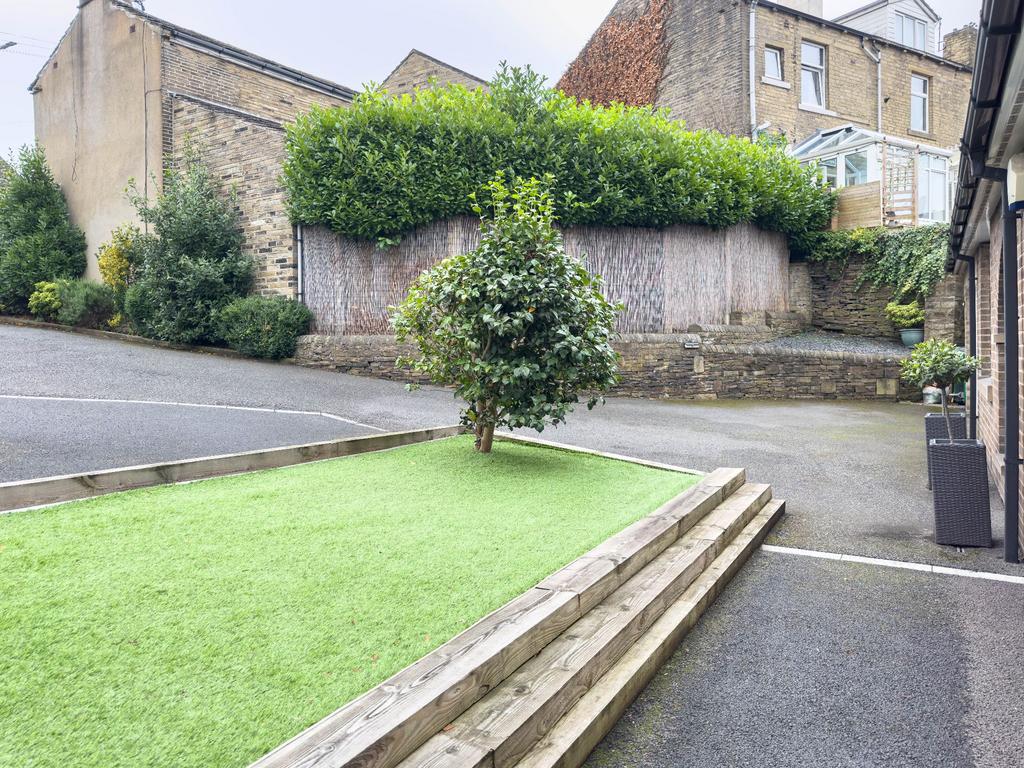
[900,339,979,439]
[0,145,86,313]
[216,295,313,359]
[284,65,835,245]
[392,174,621,452]
[124,147,251,344]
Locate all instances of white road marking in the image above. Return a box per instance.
[761,544,1024,585]
[0,394,386,432]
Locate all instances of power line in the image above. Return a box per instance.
[0,30,57,46]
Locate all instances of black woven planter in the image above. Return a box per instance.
[925,412,966,489]
[928,439,992,547]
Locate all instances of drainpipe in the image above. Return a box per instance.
[295,224,305,304]
[861,39,882,131]
[749,0,758,139]
[1001,183,1020,563]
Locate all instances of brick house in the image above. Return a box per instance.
[559,0,975,227]
[382,49,487,96]
[949,0,1024,564]
[30,2,483,298]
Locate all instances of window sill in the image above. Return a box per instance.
[799,103,838,117]
[762,76,791,90]
[907,128,934,140]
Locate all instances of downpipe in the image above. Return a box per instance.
[861,39,882,131]
[1001,184,1020,563]
[748,0,758,138]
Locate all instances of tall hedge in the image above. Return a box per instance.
[284,65,836,243]
[0,145,86,313]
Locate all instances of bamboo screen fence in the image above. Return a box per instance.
[301,218,791,335]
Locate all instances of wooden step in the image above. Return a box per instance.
[514,499,785,768]
[248,469,745,768]
[398,484,773,768]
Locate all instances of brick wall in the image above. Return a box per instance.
[942,25,978,68]
[160,41,350,296]
[382,50,487,96]
[294,332,914,401]
[755,4,971,148]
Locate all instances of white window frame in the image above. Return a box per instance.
[764,46,783,81]
[918,153,948,222]
[896,12,927,50]
[800,42,826,108]
[805,146,877,189]
[911,75,929,133]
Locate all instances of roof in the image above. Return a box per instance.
[759,1,970,71]
[30,1,357,100]
[381,48,488,89]
[833,0,940,25]
[948,0,1024,266]
[792,124,952,159]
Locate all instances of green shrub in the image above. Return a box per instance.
[885,300,925,330]
[97,224,141,307]
[125,145,251,344]
[54,279,116,328]
[27,280,61,321]
[284,65,835,245]
[0,146,86,313]
[900,339,978,438]
[216,295,313,359]
[393,173,621,453]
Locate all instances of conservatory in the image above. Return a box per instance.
[792,124,954,226]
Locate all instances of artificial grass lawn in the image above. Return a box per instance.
[0,435,698,768]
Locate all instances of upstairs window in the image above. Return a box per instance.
[897,13,927,50]
[764,46,783,80]
[800,42,825,108]
[911,75,929,132]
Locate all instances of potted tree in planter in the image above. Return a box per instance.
[886,299,925,347]
[900,340,988,547]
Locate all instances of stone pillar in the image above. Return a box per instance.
[924,272,965,344]
[788,262,812,324]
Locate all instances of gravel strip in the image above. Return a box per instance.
[764,330,908,356]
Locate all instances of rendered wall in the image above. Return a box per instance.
[33,0,164,280]
[300,218,792,335]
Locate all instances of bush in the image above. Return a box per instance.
[27,280,61,321]
[900,339,978,439]
[393,173,621,452]
[54,279,116,328]
[125,146,251,344]
[0,146,86,313]
[284,65,835,245]
[216,295,313,359]
[97,224,141,307]
[885,300,924,330]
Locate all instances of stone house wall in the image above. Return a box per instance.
[382,50,488,96]
[159,40,351,296]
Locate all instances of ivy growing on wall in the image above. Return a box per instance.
[794,223,950,300]
[283,65,836,245]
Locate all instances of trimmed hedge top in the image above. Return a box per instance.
[283,65,835,243]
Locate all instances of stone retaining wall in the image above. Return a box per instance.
[294,333,916,401]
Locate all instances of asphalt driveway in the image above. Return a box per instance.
[2,323,1022,767]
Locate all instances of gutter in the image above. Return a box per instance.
[749,0,759,138]
[861,39,882,132]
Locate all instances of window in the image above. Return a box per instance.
[818,157,838,188]
[800,42,825,108]
[764,46,783,80]
[918,154,947,222]
[911,75,929,132]
[896,13,927,50]
[844,151,869,186]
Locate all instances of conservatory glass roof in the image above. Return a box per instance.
[791,124,951,160]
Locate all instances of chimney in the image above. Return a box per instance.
[771,0,824,17]
[942,24,978,67]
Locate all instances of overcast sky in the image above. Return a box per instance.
[0,0,984,158]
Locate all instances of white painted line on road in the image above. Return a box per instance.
[0,394,386,432]
[761,544,1024,585]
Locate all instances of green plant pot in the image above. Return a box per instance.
[900,328,924,347]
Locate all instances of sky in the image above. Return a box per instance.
[0,0,984,158]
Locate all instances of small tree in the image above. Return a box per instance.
[900,339,978,440]
[0,145,86,313]
[124,145,251,343]
[393,173,621,452]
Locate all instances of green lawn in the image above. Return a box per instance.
[0,435,698,768]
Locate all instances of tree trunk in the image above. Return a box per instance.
[478,423,495,453]
[940,386,953,441]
